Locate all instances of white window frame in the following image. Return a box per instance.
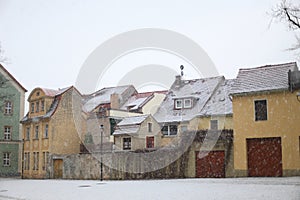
[123,137,131,150]
[184,98,192,108]
[3,152,10,167]
[162,125,178,136]
[175,99,182,109]
[4,101,12,115]
[4,126,11,140]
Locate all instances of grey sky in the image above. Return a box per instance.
[0,0,297,96]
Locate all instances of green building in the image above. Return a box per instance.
[0,64,26,177]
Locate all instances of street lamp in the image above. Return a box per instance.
[100,124,104,181]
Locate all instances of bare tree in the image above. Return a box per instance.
[0,43,14,106]
[271,0,300,52]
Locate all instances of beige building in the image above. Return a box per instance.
[21,86,83,178]
[113,115,161,151]
[230,62,300,177]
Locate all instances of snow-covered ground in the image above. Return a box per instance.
[0,177,299,200]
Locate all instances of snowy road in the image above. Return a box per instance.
[0,177,299,200]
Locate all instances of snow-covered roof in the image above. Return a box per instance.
[83,85,136,112]
[154,76,224,123]
[113,125,140,135]
[21,87,74,123]
[117,115,149,126]
[112,115,150,136]
[230,62,298,95]
[121,91,167,112]
[199,79,235,116]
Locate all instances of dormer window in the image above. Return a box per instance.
[41,100,45,111]
[184,99,192,108]
[175,99,182,109]
[174,98,193,109]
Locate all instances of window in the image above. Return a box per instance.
[35,126,39,139]
[4,101,12,115]
[123,138,131,150]
[42,152,49,170]
[41,100,45,111]
[24,152,30,170]
[44,124,48,138]
[255,100,267,121]
[26,127,30,140]
[146,136,154,148]
[4,126,11,140]
[36,102,39,112]
[33,152,39,170]
[210,120,218,130]
[36,91,40,96]
[162,125,178,136]
[148,123,152,132]
[3,152,10,166]
[184,99,192,108]
[31,103,35,113]
[175,99,182,109]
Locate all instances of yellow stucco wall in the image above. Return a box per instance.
[233,90,300,171]
[142,93,166,115]
[22,87,83,178]
[190,116,233,130]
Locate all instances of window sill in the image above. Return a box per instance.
[162,135,177,138]
[33,138,39,141]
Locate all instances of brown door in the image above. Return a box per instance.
[195,151,225,178]
[53,159,63,179]
[247,137,282,177]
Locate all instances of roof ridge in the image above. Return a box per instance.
[239,62,297,71]
[0,63,27,92]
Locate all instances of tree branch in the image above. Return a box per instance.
[284,7,300,29]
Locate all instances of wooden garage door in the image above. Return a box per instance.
[195,151,225,178]
[53,159,63,179]
[247,137,282,177]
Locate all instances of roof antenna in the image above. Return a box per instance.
[180,65,184,76]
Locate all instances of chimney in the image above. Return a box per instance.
[175,75,182,87]
[110,93,120,109]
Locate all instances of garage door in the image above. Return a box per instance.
[247,137,282,177]
[195,151,225,178]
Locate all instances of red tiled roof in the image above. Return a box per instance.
[40,88,59,97]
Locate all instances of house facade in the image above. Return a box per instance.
[154,75,235,178]
[113,115,161,151]
[230,62,300,177]
[0,64,27,177]
[21,86,83,178]
[81,86,167,154]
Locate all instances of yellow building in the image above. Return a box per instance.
[230,62,300,177]
[21,86,83,178]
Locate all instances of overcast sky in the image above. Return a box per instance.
[0,0,298,96]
